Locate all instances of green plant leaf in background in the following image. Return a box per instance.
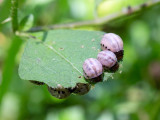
[18,30,112,88]
[19,14,34,31]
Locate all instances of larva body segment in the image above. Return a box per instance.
[73,83,91,95]
[101,33,124,61]
[97,50,119,72]
[48,84,71,99]
[83,58,104,83]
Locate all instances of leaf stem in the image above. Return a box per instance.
[27,0,160,32]
[11,0,19,33]
[0,36,23,104]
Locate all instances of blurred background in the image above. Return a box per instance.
[0,0,160,120]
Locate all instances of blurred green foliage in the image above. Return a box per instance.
[0,0,160,120]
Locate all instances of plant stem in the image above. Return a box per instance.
[0,36,23,104]
[11,0,19,33]
[150,91,160,120]
[28,0,160,32]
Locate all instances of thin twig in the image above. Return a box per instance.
[28,0,160,32]
[11,0,19,33]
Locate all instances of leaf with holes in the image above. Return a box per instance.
[19,29,112,88]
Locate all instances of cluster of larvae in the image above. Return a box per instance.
[83,33,124,83]
[48,83,91,99]
[30,33,124,99]
[30,81,91,99]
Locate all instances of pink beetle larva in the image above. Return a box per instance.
[48,84,71,99]
[97,50,119,72]
[72,83,91,95]
[83,58,104,83]
[101,33,124,61]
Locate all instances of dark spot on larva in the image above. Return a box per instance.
[110,62,119,72]
[103,44,104,47]
[78,76,82,78]
[87,75,89,78]
[114,50,124,61]
[103,66,107,70]
[108,49,111,51]
[87,73,104,83]
[105,46,107,49]
[58,91,60,94]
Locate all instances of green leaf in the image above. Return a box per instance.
[19,30,112,88]
[19,14,34,31]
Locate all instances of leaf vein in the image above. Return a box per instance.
[26,34,83,76]
[44,44,83,75]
